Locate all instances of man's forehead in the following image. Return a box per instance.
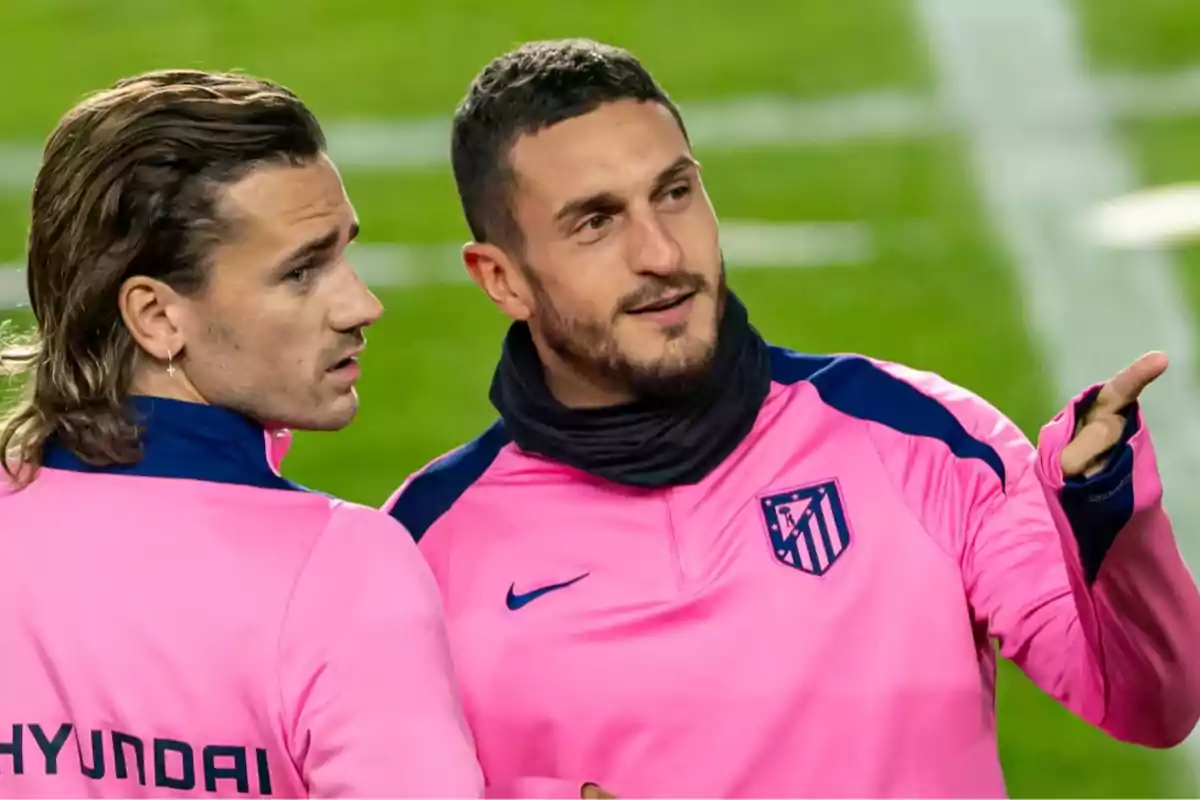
[509,100,690,203]
[218,157,351,241]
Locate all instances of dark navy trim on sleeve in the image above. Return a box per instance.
[1059,387,1139,585]
[388,420,512,543]
[769,347,1007,487]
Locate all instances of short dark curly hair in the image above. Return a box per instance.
[450,38,688,250]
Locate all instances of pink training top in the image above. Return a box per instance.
[0,396,483,798]
[386,348,1200,798]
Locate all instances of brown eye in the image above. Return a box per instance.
[665,184,691,202]
[285,264,315,284]
[583,214,612,232]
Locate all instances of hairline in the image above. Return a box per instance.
[480,96,688,252]
[163,149,332,295]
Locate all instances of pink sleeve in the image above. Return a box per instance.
[1028,384,1200,745]
[278,503,484,797]
[874,362,1200,748]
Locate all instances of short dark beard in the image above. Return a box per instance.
[521,258,728,402]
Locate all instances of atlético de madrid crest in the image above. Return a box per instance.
[759,480,852,576]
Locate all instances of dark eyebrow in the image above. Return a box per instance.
[553,191,623,228]
[553,155,700,227]
[651,155,700,194]
[279,221,360,269]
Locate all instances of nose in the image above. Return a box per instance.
[330,263,384,333]
[629,210,684,277]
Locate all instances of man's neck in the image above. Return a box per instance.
[544,367,632,409]
[127,368,209,405]
[531,339,633,410]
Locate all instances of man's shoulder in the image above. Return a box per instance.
[767,345,1016,484]
[768,345,1004,427]
[770,345,950,393]
[305,497,433,580]
[383,419,513,544]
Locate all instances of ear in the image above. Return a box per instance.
[462,241,533,322]
[117,275,186,363]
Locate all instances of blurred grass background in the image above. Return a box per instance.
[2,1,1198,795]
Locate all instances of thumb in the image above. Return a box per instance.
[581,783,617,799]
[1093,351,1169,412]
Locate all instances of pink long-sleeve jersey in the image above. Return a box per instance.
[0,396,483,798]
[385,348,1200,798]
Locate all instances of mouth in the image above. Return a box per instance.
[327,347,364,374]
[625,290,698,315]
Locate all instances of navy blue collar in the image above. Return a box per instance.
[42,396,301,491]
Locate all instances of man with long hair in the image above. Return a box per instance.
[0,70,483,797]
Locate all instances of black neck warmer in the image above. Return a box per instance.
[489,293,772,488]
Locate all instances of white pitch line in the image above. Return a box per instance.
[916,0,1200,787]
[4,64,1200,192]
[0,93,949,191]
[0,220,871,311]
[0,267,23,311]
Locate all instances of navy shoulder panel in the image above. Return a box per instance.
[769,347,1007,487]
[388,420,512,543]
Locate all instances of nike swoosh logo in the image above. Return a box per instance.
[506,573,590,611]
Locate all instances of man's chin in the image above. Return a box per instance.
[314,397,360,431]
[274,395,360,433]
[624,348,718,401]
